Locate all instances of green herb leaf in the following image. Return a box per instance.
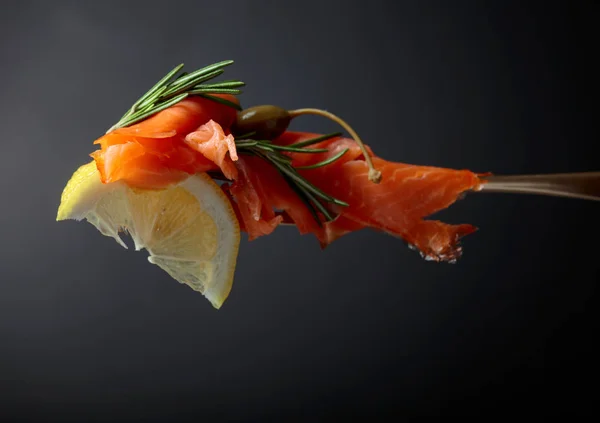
[199,94,242,111]
[234,131,257,139]
[288,132,342,148]
[234,141,259,148]
[200,80,246,89]
[263,144,329,153]
[296,148,349,169]
[189,88,243,95]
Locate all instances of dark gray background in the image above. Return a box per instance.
[1,0,598,420]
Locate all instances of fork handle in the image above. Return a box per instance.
[479,172,600,201]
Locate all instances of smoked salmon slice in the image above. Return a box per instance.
[225,132,486,261]
[91,95,239,189]
[225,155,322,240]
[90,91,486,262]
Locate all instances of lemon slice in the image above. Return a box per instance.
[57,161,240,309]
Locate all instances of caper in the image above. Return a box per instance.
[232,105,291,140]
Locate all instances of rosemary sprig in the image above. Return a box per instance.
[234,132,349,223]
[106,60,244,133]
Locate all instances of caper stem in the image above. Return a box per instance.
[288,108,382,183]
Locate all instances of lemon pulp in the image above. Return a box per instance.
[57,161,240,309]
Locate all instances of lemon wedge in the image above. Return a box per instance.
[57,161,240,309]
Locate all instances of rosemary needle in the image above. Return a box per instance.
[288,132,342,148]
[234,141,259,148]
[260,143,329,154]
[199,94,242,110]
[296,148,349,170]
